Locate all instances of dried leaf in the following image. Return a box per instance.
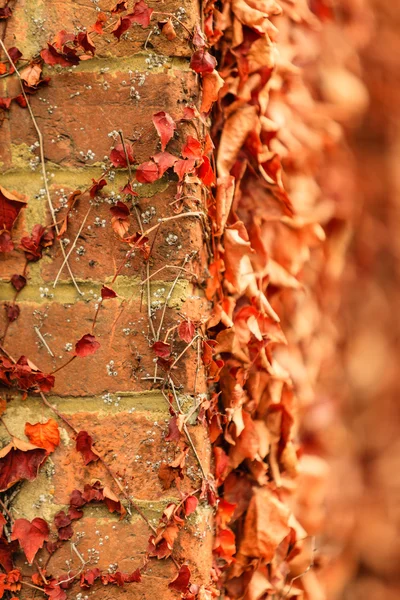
[152,111,176,151]
[11,517,49,563]
[24,419,60,454]
[74,334,100,357]
[0,437,47,491]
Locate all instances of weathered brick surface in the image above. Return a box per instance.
[0,299,207,395]
[1,68,198,170]
[3,0,199,60]
[0,0,212,596]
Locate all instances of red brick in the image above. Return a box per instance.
[0,300,208,395]
[1,68,198,170]
[50,409,210,502]
[3,0,199,60]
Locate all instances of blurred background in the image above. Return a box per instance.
[302,1,400,598]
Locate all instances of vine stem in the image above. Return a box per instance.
[167,380,207,481]
[0,497,13,522]
[111,211,204,284]
[152,11,192,36]
[156,256,190,341]
[0,416,13,437]
[169,334,201,370]
[39,392,157,534]
[140,264,197,285]
[0,40,82,296]
[53,205,92,288]
[34,327,55,357]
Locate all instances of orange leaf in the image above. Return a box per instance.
[25,419,60,454]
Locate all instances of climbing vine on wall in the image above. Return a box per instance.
[0,0,355,599]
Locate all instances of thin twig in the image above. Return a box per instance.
[140,264,197,285]
[0,40,82,296]
[39,392,157,534]
[34,327,55,357]
[168,380,207,480]
[0,417,13,437]
[53,206,92,287]
[170,334,201,370]
[156,256,189,341]
[118,130,133,182]
[111,211,203,284]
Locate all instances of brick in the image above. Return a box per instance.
[15,510,213,599]
[1,67,198,170]
[0,300,208,395]
[3,0,199,60]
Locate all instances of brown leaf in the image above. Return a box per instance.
[200,70,224,113]
[236,487,290,564]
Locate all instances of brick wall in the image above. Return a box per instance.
[0,1,212,597]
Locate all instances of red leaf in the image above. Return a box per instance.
[11,518,49,563]
[152,341,171,359]
[53,31,75,49]
[44,580,67,600]
[14,94,27,108]
[111,1,128,13]
[152,152,178,176]
[184,496,198,516]
[54,510,73,540]
[165,416,182,441]
[0,98,11,110]
[4,303,19,323]
[178,320,195,343]
[197,156,216,186]
[181,106,199,121]
[0,185,27,233]
[76,32,96,55]
[130,0,153,27]
[10,274,26,292]
[102,485,126,517]
[74,334,100,357]
[19,224,54,262]
[0,355,54,393]
[101,286,117,300]
[80,568,101,588]
[110,201,130,238]
[152,111,176,151]
[6,47,22,74]
[0,232,13,253]
[213,528,236,562]
[0,437,47,491]
[123,568,141,583]
[89,178,107,198]
[214,446,229,485]
[112,16,132,39]
[0,538,18,572]
[190,49,217,74]
[121,181,138,196]
[76,431,100,465]
[182,136,202,159]
[0,7,12,19]
[90,12,107,34]
[110,201,130,219]
[110,142,135,168]
[40,43,80,67]
[136,161,159,183]
[24,419,60,454]
[168,565,191,592]
[174,158,196,180]
[192,24,206,48]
